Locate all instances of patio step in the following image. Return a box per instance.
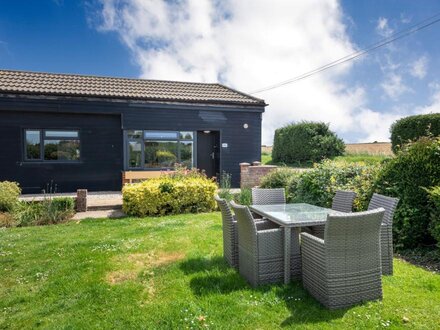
[87,202,122,211]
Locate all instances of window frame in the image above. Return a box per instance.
[23,129,81,163]
[125,130,196,170]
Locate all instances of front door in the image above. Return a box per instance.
[197,131,220,178]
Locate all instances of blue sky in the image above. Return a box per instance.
[1,0,440,144]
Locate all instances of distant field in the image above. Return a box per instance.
[261,143,392,166]
[345,142,393,156]
[262,142,393,157]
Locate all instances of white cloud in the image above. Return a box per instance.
[417,83,440,114]
[351,108,400,142]
[93,0,421,144]
[410,56,428,79]
[381,73,411,99]
[376,17,393,37]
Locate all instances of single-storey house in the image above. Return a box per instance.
[0,70,266,193]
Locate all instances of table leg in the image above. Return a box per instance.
[284,227,291,284]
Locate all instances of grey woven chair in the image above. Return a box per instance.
[230,201,284,287]
[311,190,357,238]
[368,193,399,275]
[215,195,239,269]
[301,208,385,309]
[251,188,286,205]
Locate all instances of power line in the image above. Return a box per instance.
[249,12,440,95]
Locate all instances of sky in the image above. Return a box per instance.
[1,0,440,145]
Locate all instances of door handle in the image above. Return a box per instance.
[210,152,215,160]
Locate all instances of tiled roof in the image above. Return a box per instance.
[0,70,265,106]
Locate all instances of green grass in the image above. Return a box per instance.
[1,213,439,329]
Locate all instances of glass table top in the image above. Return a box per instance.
[249,203,342,227]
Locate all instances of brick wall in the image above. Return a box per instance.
[240,161,277,188]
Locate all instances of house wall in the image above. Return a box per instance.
[0,110,123,193]
[122,107,262,187]
[0,95,263,191]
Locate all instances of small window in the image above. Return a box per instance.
[179,131,194,140]
[24,129,80,162]
[128,141,142,168]
[144,131,178,139]
[127,130,143,139]
[25,130,41,160]
[45,130,79,138]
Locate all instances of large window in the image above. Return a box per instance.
[126,130,194,169]
[24,129,80,162]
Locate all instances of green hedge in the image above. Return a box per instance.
[427,187,440,247]
[375,136,440,249]
[123,175,217,217]
[272,121,345,164]
[390,113,440,153]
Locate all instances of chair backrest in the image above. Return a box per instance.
[324,208,385,272]
[215,195,234,225]
[367,193,399,226]
[230,201,258,252]
[251,188,286,205]
[331,190,357,213]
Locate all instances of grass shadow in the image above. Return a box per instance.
[189,272,248,296]
[180,256,228,275]
[274,282,348,326]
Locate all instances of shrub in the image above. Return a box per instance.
[272,121,345,164]
[0,212,16,227]
[259,160,380,210]
[260,168,301,202]
[50,197,75,212]
[122,175,217,217]
[234,188,252,206]
[36,197,75,225]
[218,171,233,201]
[10,197,75,227]
[426,187,440,247]
[0,181,21,212]
[390,113,440,153]
[375,137,440,249]
[12,201,43,227]
[292,160,380,211]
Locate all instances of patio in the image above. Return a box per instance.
[1,212,439,329]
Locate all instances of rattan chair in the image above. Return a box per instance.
[230,201,284,287]
[311,190,357,238]
[215,195,239,269]
[251,188,286,205]
[368,193,399,275]
[301,208,385,309]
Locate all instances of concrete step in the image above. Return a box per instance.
[87,203,122,211]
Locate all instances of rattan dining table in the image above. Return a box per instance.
[249,203,343,284]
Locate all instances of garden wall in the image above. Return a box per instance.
[240,162,277,188]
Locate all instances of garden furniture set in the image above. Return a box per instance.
[215,188,399,309]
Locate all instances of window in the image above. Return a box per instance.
[24,129,80,162]
[126,130,194,169]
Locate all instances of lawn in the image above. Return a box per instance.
[1,213,439,329]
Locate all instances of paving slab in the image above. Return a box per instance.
[72,209,126,220]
